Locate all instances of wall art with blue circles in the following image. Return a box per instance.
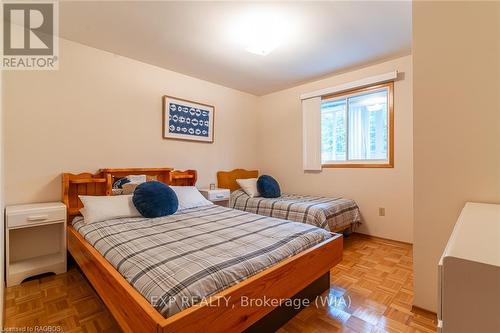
[162,96,214,143]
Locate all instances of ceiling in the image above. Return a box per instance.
[59,1,411,96]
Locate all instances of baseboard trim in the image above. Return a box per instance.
[352,232,413,246]
[411,305,437,317]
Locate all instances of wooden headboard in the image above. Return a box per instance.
[62,168,197,221]
[62,172,109,221]
[100,168,173,188]
[217,169,258,191]
[170,169,197,186]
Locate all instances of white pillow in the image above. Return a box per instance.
[127,175,147,183]
[236,178,260,197]
[170,186,213,210]
[79,195,141,224]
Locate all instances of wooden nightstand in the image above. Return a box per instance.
[199,188,230,207]
[6,202,67,287]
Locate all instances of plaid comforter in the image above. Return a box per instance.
[72,205,331,317]
[230,190,361,232]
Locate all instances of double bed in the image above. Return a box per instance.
[217,169,362,233]
[63,167,343,333]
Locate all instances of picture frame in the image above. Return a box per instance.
[162,95,215,143]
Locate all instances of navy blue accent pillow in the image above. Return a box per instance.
[257,175,281,198]
[113,177,130,189]
[132,181,178,218]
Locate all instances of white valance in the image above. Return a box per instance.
[300,70,398,101]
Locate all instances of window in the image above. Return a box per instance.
[320,82,393,168]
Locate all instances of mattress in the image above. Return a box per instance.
[72,204,331,317]
[230,190,361,232]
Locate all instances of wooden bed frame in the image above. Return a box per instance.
[63,167,343,333]
[217,168,353,234]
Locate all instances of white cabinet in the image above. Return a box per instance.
[438,202,500,333]
[6,202,67,287]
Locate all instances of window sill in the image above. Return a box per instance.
[322,162,393,169]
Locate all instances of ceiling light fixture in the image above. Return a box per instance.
[231,8,292,56]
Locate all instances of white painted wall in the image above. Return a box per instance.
[3,38,259,205]
[257,56,413,243]
[0,63,4,327]
[413,1,500,312]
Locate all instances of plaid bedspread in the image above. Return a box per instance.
[72,205,331,317]
[230,190,361,232]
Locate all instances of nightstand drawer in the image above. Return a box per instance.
[7,203,66,228]
[201,189,230,201]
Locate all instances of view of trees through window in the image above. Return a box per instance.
[321,86,389,164]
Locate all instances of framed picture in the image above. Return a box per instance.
[162,95,215,143]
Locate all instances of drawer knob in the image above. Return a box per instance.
[27,215,49,222]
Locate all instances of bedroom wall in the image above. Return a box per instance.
[413,2,500,312]
[256,55,413,243]
[0,67,4,326]
[3,38,259,205]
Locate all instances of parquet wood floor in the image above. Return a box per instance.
[4,234,436,333]
[277,234,437,333]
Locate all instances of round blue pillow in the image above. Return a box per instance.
[132,181,178,218]
[257,175,281,198]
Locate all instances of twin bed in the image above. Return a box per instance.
[217,169,361,233]
[63,168,343,333]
